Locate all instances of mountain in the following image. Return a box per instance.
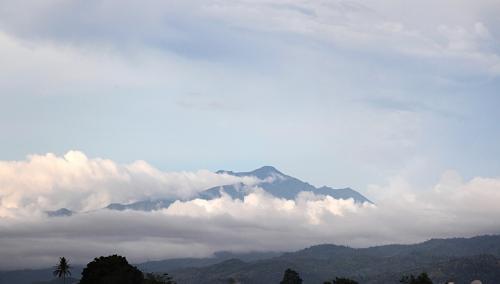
[0,267,83,284]
[424,254,500,283]
[106,199,175,211]
[2,235,500,284]
[46,208,73,217]
[168,235,500,284]
[104,166,371,212]
[138,251,282,274]
[202,166,371,203]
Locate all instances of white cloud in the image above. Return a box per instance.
[0,151,257,217]
[1,151,500,269]
[165,190,368,224]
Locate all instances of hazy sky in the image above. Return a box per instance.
[1,0,500,269]
[1,0,499,191]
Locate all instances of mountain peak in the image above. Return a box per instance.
[216,169,235,175]
[252,165,280,173]
[249,166,285,179]
[216,166,285,179]
[46,208,73,217]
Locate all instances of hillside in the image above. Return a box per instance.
[167,235,500,283]
[2,235,499,284]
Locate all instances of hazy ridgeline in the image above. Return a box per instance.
[1,235,499,284]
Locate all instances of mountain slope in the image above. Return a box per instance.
[2,235,500,284]
[138,251,282,273]
[168,235,500,284]
[202,166,372,203]
[104,166,372,212]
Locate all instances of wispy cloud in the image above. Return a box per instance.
[1,1,499,74]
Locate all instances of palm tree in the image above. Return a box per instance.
[53,257,71,284]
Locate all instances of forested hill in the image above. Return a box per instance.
[167,235,500,283]
[2,235,500,284]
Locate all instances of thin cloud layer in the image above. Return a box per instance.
[0,0,498,75]
[0,152,500,269]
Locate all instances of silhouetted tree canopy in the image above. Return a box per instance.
[79,255,143,284]
[280,268,303,284]
[53,257,71,284]
[324,277,359,284]
[400,272,433,284]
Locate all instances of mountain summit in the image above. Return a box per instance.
[206,166,372,203]
[98,166,372,214]
[216,166,284,179]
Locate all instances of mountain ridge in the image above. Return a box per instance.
[201,166,372,204]
[3,235,500,284]
[168,234,500,283]
[46,166,371,215]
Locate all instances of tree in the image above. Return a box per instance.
[400,272,433,284]
[53,257,71,284]
[324,277,359,284]
[143,273,176,284]
[79,255,144,284]
[280,268,303,284]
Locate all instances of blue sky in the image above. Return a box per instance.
[1,0,500,192]
[2,1,500,269]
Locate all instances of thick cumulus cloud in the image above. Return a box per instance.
[0,151,257,217]
[1,152,500,269]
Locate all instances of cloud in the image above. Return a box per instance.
[1,0,499,75]
[1,151,500,269]
[165,190,367,225]
[0,151,257,217]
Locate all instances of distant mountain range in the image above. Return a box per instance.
[103,166,371,214]
[3,235,500,284]
[201,166,371,203]
[166,235,500,284]
[48,166,371,216]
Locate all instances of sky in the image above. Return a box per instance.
[1,0,500,269]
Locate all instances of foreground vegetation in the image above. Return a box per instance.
[51,255,441,284]
[53,255,175,284]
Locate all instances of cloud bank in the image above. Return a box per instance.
[0,151,257,217]
[1,151,500,269]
